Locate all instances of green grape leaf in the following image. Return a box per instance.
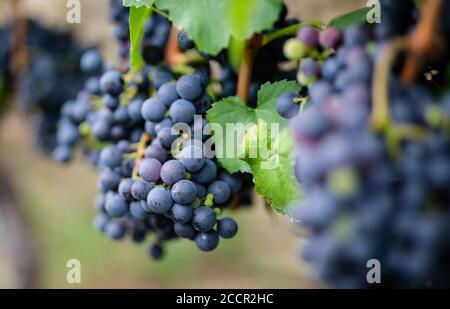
[328,7,370,29]
[128,6,152,72]
[155,0,283,55]
[246,127,300,213]
[123,0,155,7]
[206,80,301,212]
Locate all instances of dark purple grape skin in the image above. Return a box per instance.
[138,158,162,183]
[195,231,220,252]
[276,92,299,119]
[160,160,186,185]
[298,26,319,46]
[217,217,238,239]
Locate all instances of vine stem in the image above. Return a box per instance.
[131,133,152,179]
[149,6,170,19]
[9,0,28,82]
[237,34,263,104]
[262,20,324,46]
[401,0,444,84]
[370,38,404,132]
[165,27,182,66]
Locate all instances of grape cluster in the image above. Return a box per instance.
[276,24,347,120]
[109,0,171,65]
[287,24,450,287]
[0,20,92,151]
[92,73,244,259]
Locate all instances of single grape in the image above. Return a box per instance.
[100,145,122,168]
[217,217,238,239]
[131,179,154,201]
[138,158,162,182]
[319,28,343,49]
[283,38,305,60]
[171,180,197,205]
[193,182,207,199]
[160,160,186,185]
[300,58,319,78]
[219,171,243,193]
[130,201,150,220]
[192,159,217,185]
[105,221,126,240]
[157,127,178,149]
[298,26,319,46]
[169,99,196,124]
[170,204,194,224]
[195,231,220,252]
[128,98,144,122]
[118,178,134,201]
[80,49,103,74]
[145,121,157,136]
[93,213,109,232]
[52,145,72,163]
[141,98,167,122]
[174,222,196,239]
[103,94,120,110]
[178,30,195,50]
[98,168,121,192]
[193,70,210,88]
[100,70,123,96]
[105,193,128,217]
[192,206,217,232]
[176,74,203,101]
[276,92,299,119]
[157,82,179,107]
[149,244,164,260]
[179,144,206,172]
[145,143,168,163]
[147,187,173,214]
[207,180,231,204]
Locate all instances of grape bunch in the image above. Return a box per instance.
[91,72,246,259]
[285,23,450,287]
[275,24,347,120]
[0,20,93,151]
[109,0,171,66]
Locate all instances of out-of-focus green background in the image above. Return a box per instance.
[0,0,362,288]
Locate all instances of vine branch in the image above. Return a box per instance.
[131,132,152,179]
[401,0,444,84]
[237,34,263,104]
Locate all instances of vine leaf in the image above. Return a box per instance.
[206,80,301,213]
[123,0,155,7]
[328,7,370,29]
[128,6,152,72]
[155,0,283,55]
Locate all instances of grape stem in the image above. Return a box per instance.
[262,20,324,46]
[237,34,263,104]
[149,5,170,19]
[371,38,404,132]
[131,133,152,179]
[401,0,444,84]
